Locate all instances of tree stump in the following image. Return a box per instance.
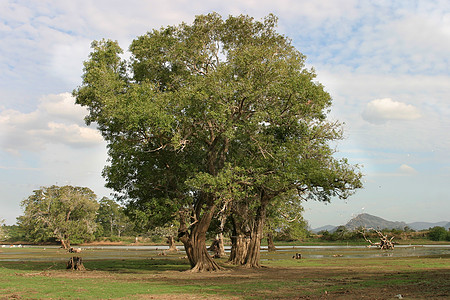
[67,257,85,270]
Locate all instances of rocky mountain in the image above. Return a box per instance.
[345,213,407,230]
[311,213,449,233]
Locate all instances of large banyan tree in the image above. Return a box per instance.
[74,13,362,271]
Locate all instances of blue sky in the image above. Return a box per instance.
[1,0,449,228]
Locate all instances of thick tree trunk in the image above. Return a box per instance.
[228,216,249,265]
[267,232,276,252]
[209,234,226,258]
[61,239,70,250]
[178,202,221,272]
[244,235,261,268]
[228,197,267,268]
[67,257,85,270]
[229,234,249,264]
[243,203,266,268]
[180,230,221,272]
[217,232,226,257]
[242,194,268,268]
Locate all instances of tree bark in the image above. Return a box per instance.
[229,234,249,265]
[178,201,221,272]
[228,216,249,265]
[228,193,268,268]
[243,197,267,268]
[217,232,226,257]
[67,257,85,270]
[61,238,70,250]
[209,234,226,258]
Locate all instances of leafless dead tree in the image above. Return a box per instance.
[359,228,395,250]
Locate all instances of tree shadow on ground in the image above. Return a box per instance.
[0,258,193,273]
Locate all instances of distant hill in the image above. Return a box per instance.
[311,225,337,233]
[311,214,449,233]
[407,221,450,231]
[345,213,407,231]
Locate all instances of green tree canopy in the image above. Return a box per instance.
[268,193,309,242]
[96,197,132,237]
[18,185,99,248]
[0,219,5,241]
[74,13,362,270]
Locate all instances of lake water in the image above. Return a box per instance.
[1,244,449,261]
[262,245,450,259]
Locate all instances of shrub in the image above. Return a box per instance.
[428,226,448,241]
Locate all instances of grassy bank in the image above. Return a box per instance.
[0,246,449,299]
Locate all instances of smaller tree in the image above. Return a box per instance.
[96,197,132,238]
[1,225,25,242]
[18,185,99,249]
[333,226,349,240]
[0,219,5,241]
[148,224,179,251]
[269,193,309,242]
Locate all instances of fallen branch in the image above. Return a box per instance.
[359,228,395,250]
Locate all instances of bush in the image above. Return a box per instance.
[108,236,122,242]
[427,226,449,241]
[150,235,164,243]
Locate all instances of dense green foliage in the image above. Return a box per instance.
[427,226,450,241]
[317,226,450,243]
[319,226,364,241]
[266,192,309,241]
[96,197,134,238]
[1,225,26,242]
[73,13,362,269]
[17,186,99,248]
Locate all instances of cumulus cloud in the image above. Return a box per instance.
[398,164,418,175]
[0,93,102,154]
[361,98,421,124]
[37,93,88,124]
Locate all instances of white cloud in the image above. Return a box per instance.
[0,93,102,154]
[361,98,421,124]
[398,164,418,175]
[38,93,88,124]
[1,0,450,227]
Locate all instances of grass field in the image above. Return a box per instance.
[0,245,449,299]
